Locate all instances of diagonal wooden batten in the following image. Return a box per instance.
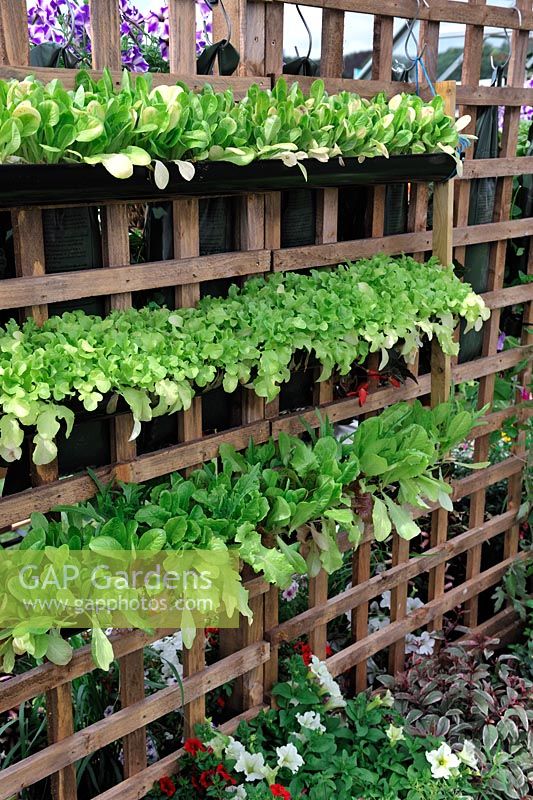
[466,2,530,628]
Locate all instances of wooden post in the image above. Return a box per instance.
[120,651,147,777]
[352,537,371,693]
[427,81,455,630]
[172,198,206,734]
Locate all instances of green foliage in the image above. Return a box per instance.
[0,401,482,672]
[147,657,488,800]
[0,254,489,465]
[0,73,465,177]
[384,641,533,799]
[493,559,533,681]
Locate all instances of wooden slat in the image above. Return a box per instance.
[240,194,266,425]
[91,0,145,761]
[0,643,270,800]
[93,705,268,800]
[46,683,77,800]
[245,0,267,77]
[183,634,206,738]
[12,208,48,325]
[266,510,516,645]
[273,217,533,272]
[321,8,345,79]
[0,1,29,66]
[466,5,529,627]
[505,230,533,561]
[352,537,371,692]
[461,156,533,180]
[307,3,346,659]
[213,0,246,75]
[5,217,533,312]
[0,421,270,529]
[89,0,121,70]
[0,66,269,95]
[102,205,137,477]
[261,0,533,31]
[308,571,328,659]
[264,0,284,75]
[120,652,147,778]
[168,0,196,75]
[263,585,279,697]
[325,550,529,678]
[267,343,532,439]
[280,72,533,106]
[453,0,484,275]
[235,193,267,711]
[484,283,533,310]
[0,250,270,310]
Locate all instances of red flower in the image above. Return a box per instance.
[293,639,313,665]
[216,763,236,785]
[326,644,333,658]
[199,769,215,789]
[216,695,226,709]
[158,776,176,797]
[270,784,291,800]
[183,737,206,757]
[358,384,369,407]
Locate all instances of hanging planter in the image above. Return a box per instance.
[0,154,458,208]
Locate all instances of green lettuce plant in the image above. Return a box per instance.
[0,254,489,465]
[0,72,471,179]
[0,400,483,672]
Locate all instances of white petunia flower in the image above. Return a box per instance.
[405,630,435,656]
[426,743,460,779]
[234,750,266,782]
[406,596,424,613]
[225,737,247,762]
[205,734,226,759]
[276,743,304,774]
[152,632,184,685]
[458,740,477,770]
[226,786,247,799]
[381,689,395,708]
[296,710,326,733]
[386,724,405,745]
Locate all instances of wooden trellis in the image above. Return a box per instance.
[0,1,532,799]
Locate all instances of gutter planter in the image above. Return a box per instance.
[0,153,458,207]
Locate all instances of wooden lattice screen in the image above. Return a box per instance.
[0,1,532,799]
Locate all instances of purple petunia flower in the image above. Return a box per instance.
[122,45,149,72]
[282,579,300,602]
[497,331,506,352]
[27,0,212,65]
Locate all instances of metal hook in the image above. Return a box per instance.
[204,0,232,47]
[489,3,522,72]
[295,5,313,61]
[403,0,429,71]
[490,28,511,71]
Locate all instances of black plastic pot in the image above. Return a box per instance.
[0,154,457,207]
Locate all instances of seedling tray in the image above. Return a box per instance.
[0,153,457,207]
